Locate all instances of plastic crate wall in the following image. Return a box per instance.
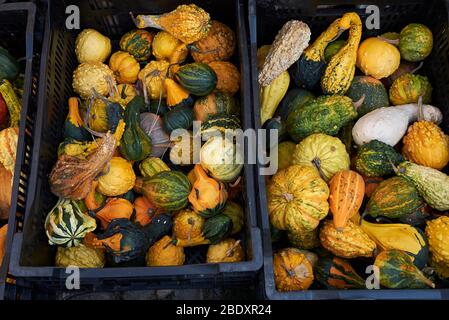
[9,0,262,293]
[249,0,449,299]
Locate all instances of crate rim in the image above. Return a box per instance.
[8,0,263,285]
[0,1,37,300]
[249,0,449,300]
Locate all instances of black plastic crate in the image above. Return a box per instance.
[8,0,262,294]
[0,1,45,300]
[249,0,449,299]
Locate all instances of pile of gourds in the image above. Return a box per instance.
[45,4,246,268]
[0,46,23,266]
[260,12,449,291]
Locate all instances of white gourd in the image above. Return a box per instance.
[352,103,443,146]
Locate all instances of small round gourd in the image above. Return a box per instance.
[55,245,105,268]
[73,62,115,99]
[108,51,140,84]
[389,73,432,105]
[426,216,449,267]
[221,201,244,235]
[206,238,244,263]
[75,29,111,63]
[346,76,389,116]
[273,248,314,291]
[152,31,188,61]
[207,61,240,95]
[356,37,400,79]
[138,60,169,99]
[399,23,433,62]
[193,91,238,122]
[119,29,154,61]
[175,62,217,96]
[163,105,194,133]
[97,157,136,196]
[146,235,185,266]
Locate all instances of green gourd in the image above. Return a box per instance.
[175,62,217,96]
[346,76,389,116]
[163,105,194,133]
[64,98,91,141]
[274,88,315,121]
[399,23,433,62]
[355,140,403,177]
[316,256,365,289]
[120,96,152,161]
[203,214,233,244]
[0,46,19,81]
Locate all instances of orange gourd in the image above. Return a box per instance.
[133,196,159,226]
[89,198,134,229]
[84,181,106,211]
[329,170,365,231]
[273,248,314,291]
[207,61,240,95]
[188,164,228,218]
[109,51,140,84]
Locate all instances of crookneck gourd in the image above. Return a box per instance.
[321,12,362,94]
[267,165,329,232]
[291,14,350,89]
[49,132,116,200]
[134,4,211,44]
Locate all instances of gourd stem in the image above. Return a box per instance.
[187,218,195,242]
[226,240,241,257]
[377,36,400,46]
[311,157,326,181]
[387,156,398,174]
[229,176,242,188]
[280,262,295,278]
[417,96,424,122]
[163,239,173,249]
[411,61,424,74]
[352,94,365,110]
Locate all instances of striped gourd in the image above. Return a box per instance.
[139,157,170,178]
[366,176,423,219]
[134,171,191,211]
[119,29,154,61]
[200,114,241,140]
[45,198,97,247]
[175,62,217,96]
[316,256,365,289]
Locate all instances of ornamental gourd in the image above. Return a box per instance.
[258,20,310,86]
[97,157,136,196]
[365,177,423,219]
[315,257,365,289]
[267,165,329,232]
[188,165,228,218]
[361,220,428,268]
[151,31,188,62]
[374,250,434,288]
[170,131,195,166]
[208,61,240,95]
[55,245,105,268]
[274,88,315,122]
[110,84,137,107]
[134,171,191,211]
[190,20,236,63]
[389,73,432,105]
[119,29,154,61]
[139,157,170,178]
[291,133,350,182]
[64,97,91,141]
[45,198,97,247]
[163,105,194,133]
[399,23,433,62]
[133,196,159,227]
[260,70,290,125]
[206,238,244,263]
[120,96,152,161]
[139,113,170,157]
[346,76,390,116]
[193,91,238,122]
[321,12,362,94]
[402,120,449,170]
[138,60,169,99]
[175,63,217,96]
[352,103,443,146]
[221,201,244,235]
[395,161,449,211]
[286,95,357,142]
[329,170,365,231]
[200,114,241,139]
[0,46,19,81]
[75,29,111,63]
[164,78,194,109]
[108,51,140,84]
[277,141,296,171]
[203,214,233,244]
[273,248,314,291]
[200,135,243,182]
[287,229,320,250]
[135,4,211,44]
[426,216,449,271]
[356,37,400,79]
[89,197,134,229]
[173,209,206,247]
[319,220,376,259]
[354,140,403,177]
[146,235,185,266]
[73,62,115,99]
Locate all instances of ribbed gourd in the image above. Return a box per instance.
[321,12,362,95]
[291,133,350,182]
[273,248,314,291]
[45,198,97,247]
[395,161,449,211]
[319,220,376,259]
[267,165,329,232]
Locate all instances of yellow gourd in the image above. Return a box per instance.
[273,248,314,291]
[75,29,111,63]
[152,31,188,61]
[138,60,169,99]
[426,216,449,269]
[108,51,140,84]
[321,12,362,95]
[206,238,244,263]
[97,157,136,196]
[73,62,115,99]
[260,70,290,125]
[146,235,185,266]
